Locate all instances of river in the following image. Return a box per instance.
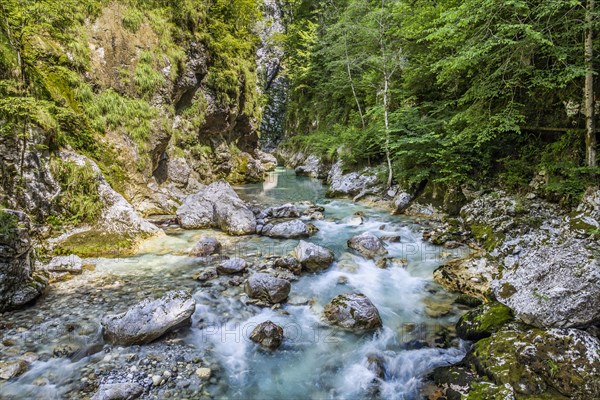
[0,168,468,399]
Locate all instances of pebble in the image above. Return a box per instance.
[195,367,212,380]
[152,375,163,386]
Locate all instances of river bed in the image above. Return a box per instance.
[0,168,470,399]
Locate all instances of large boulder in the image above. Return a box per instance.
[176,180,256,235]
[245,273,291,304]
[0,210,46,312]
[249,321,284,350]
[101,290,196,345]
[492,238,600,328]
[326,160,379,198]
[261,219,310,239]
[260,203,300,219]
[347,232,388,259]
[189,237,221,257]
[254,150,278,172]
[465,328,600,397]
[323,293,382,332]
[91,383,143,400]
[295,155,328,179]
[433,255,495,300]
[292,240,335,272]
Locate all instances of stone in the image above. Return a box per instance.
[45,255,83,273]
[217,258,248,275]
[255,150,278,171]
[245,273,291,304]
[176,180,256,235]
[101,290,196,345]
[294,155,327,179]
[189,237,221,257]
[493,238,600,329]
[327,160,379,198]
[261,203,300,219]
[192,267,218,282]
[465,328,600,397]
[433,255,495,300]
[0,359,28,380]
[323,293,382,332]
[347,232,388,259]
[249,321,284,350]
[195,367,211,380]
[262,219,309,239]
[392,191,413,214]
[91,383,144,400]
[456,303,514,341]
[273,256,302,275]
[292,240,335,272]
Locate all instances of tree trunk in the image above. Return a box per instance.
[383,76,393,188]
[585,0,597,167]
[344,36,365,129]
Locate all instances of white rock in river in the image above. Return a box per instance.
[101,290,196,345]
[176,180,256,235]
[347,232,388,259]
[91,383,143,400]
[262,219,310,239]
[292,240,335,272]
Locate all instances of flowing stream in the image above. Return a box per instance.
[0,168,469,399]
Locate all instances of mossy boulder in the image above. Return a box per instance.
[464,328,600,397]
[54,230,140,258]
[465,382,515,400]
[456,302,514,341]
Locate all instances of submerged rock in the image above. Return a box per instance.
[261,219,310,239]
[217,258,248,275]
[245,273,290,304]
[249,321,284,350]
[189,237,221,257]
[101,290,195,345]
[192,267,218,282]
[323,293,382,332]
[176,180,256,235]
[292,240,335,272]
[456,303,514,341]
[91,383,143,400]
[0,359,28,380]
[347,232,388,259]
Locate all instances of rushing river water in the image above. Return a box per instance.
[0,168,469,399]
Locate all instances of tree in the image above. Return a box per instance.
[585,0,597,167]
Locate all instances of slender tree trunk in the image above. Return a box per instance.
[379,0,393,188]
[343,35,365,129]
[585,0,597,167]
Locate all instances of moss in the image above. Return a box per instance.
[466,381,514,400]
[470,223,505,251]
[0,209,19,239]
[54,230,140,258]
[457,302,514,341]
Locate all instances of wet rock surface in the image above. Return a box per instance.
[347,232,388,259]
[189,237,221,257]
[292,240,335,272]
[323,293,382,332]
[249,321,284,350]
[101,291,196,345]
[217,258,248,275]
[260,219,310,238]
[244,273,291,304]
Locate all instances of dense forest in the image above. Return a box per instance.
[271,0,599,203]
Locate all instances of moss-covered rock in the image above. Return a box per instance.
[54,230,140,258]
[465,382,515,400]
[456,302,514,341]
[464,328,600,397]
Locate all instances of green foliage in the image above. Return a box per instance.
[122,7,144,33]
[49,158,103,226]
[134,51,166,98]
[0,209,19,239]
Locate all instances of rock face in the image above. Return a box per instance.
[101,290,195,345]
[292,240,335,272]
[465,328,600,397]
[327,160,379,198]
[255,150,278,172]
[261,219,310,239]
[347,233,388,259]
[0,210,46,312]
[493,238,600,328]
[323,293,382,332]
[217,258,248,275]
[176,181,256,235]
[91,383,144,400]
[249,321,284,350]
[189,237,221,257]
[245,273,291,304]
